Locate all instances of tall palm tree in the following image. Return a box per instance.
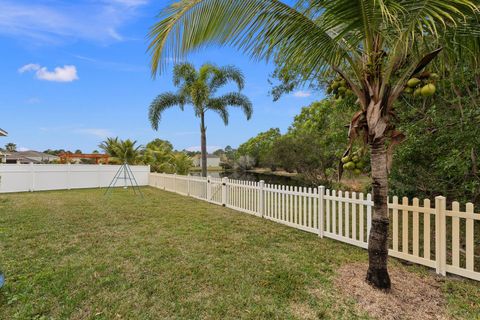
[148,63,253,177]
[147,0,478,288]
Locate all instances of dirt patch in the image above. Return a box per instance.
[334,263,448,320]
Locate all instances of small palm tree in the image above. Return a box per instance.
[99,137,120,156]
[114,140,142,164]
[148,63,253,177]
[100,138,142,165]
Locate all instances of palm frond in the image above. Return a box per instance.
[173,62,198,86]
[207,92,253,121]
[210,105,229,125]
[148,0,348,82]
[209,65,245,92]
[149,92,186,130]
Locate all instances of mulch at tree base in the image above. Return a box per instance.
[334,263,448,320]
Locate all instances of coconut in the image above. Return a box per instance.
[407,78,421,88]
[413,87,422,97]
[429,73,439,80]
[346,161,356,170]
[356,161,365,169]
[341,156,351,164]
[337,86,347,93]
[403,87,413,94]
[351,155,359,162]
[331,81,340,89]
[353,168,362,175]
[421,83,436,97]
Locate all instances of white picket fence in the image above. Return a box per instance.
[149,172,480,282]
[0,164,150,193]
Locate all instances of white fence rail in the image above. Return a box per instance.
[0,164,150,193]
[149,172,480,282]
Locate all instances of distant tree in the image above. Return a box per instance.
[100,138,142,164]
[92,150,99,154]
[148,62,253,177]
[146,139,174,152]
[237,128,281,169]
[112,140,142,165]
[5,143,16,152]
[224,145,237,161]
[74,149,82,154]
[99,137,120,156]
[171,152,193,174]
[213,149,224,157]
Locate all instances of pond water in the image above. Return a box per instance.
[190,170,305,186]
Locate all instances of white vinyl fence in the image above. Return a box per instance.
[0,164,150,193]
[150,173,480,282]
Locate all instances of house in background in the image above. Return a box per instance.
[0,128,7,137]
[3,151,59,164]
[192,154,221,167]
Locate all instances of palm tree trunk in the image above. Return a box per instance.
[366,137,391,289]
[200,112,208,177]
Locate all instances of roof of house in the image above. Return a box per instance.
[0,128,7,136]
[10,150,58,158]
[6,151,59,159]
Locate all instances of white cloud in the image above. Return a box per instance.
[293,90,312,98]
[19,64,79,82]
[0,0,148,44]
[18,63,40,73]
[187,146,223,153]
[75,128,113,139]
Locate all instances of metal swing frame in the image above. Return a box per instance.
[104,161,143,197]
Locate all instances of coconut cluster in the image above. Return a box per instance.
[326,77,354,101]
[403,72,439,98]
[341,151,365,175]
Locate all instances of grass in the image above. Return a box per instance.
[0,188,479,319]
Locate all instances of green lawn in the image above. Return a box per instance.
[0,188,478,319]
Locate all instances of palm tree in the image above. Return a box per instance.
[148,63,253,177]
[147,0,478,288]
[4,143,16,152]
[100,138,142,164]
[99,137,120,156]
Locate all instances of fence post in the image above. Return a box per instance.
[435,196,447,276]
[173,173,177,193]
[318,186,325,238]
[207,175,212,201]
[221,177,228,206]
[259,180,265,218]
[187,174,191,196]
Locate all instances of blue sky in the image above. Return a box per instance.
[0,0,321,153]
